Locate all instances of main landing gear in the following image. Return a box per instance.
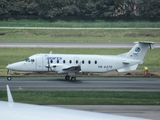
[65,75,76,82]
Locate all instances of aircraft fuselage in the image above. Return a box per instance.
[6,53,140,73]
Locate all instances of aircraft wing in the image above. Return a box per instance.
[0,85,150,120]
[48,63,81,72]
[62,65,81,71]
[0,101,150,120]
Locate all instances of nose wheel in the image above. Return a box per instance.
[7,76,12,81]
[7,69,12,81]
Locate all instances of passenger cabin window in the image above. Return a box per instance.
[57,60,59,63]
[82,60,84,64]
[50,60,53,63]
[63,60,65,64]
[76,60,78,64]
[69,60,72,64]
[95,60,97,64]
[88,60,91,64]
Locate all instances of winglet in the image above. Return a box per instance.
[6,85,14,103]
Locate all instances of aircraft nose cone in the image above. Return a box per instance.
[6,62,22,70]
[6,64,12,69]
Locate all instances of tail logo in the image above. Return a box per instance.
[135,47,141,52]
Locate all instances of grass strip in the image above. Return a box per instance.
[0,91,159,105]
[0,29,160,42]
[0,20,160,28]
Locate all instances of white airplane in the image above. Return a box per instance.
[6,41,154,81]
[0,85,150,120]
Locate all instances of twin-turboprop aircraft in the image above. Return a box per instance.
[6,41,154,81]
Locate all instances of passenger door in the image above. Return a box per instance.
[36,56,43,71]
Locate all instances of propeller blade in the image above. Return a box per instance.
[48,58,50,72]
[45,53,53,72]
[45,56,50,72]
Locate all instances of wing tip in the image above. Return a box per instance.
[6,85,14,103]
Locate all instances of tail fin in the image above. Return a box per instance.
[6,85,14,103]
[117,41,155,72]
[125,41,155,60]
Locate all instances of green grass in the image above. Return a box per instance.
[1,48,160,76]
[0,29,160,42]
[0,19,160,28]
[0,91,159,105]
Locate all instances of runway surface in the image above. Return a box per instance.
[0,77,160,91]
[0,42,160,48]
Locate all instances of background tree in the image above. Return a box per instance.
[0,0,159,19]
[0,0,8,16]
[142,0,160,17]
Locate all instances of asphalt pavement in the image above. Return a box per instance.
[0,42,160,48]
[0,77,160,91]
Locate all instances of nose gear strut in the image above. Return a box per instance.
[7,69,12,81]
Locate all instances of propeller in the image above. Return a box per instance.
[47,58,50,72]
[45,58,50,72]
[45,51,53,72]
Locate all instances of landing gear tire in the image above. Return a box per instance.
[71,77,76,82]
[65,75,70,80]
[7,76,12,81]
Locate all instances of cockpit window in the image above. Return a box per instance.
[31,59,35,62]
[25,58,30,62]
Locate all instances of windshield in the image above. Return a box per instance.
[25,58,30,62]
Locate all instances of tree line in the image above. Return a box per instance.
[0,0,159,19]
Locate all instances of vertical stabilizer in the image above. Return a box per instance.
[6,85,14,103]
[125,41,155,61]
[117,41,155,72]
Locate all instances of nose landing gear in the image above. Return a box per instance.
[7,76,12,81]
[7,69,12,81]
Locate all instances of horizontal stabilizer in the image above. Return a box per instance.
[123,61,130,64]
[117,64,138,72]
[122,60,143,64]
[135,41,155,49]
